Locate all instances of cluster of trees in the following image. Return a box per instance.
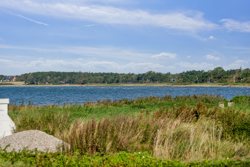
[0,75,15,82]
[0,75,4,81]
[12,67,250,85]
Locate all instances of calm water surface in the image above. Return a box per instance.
[0,86,249,105]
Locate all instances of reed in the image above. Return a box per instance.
[10,107,71,135]
[62,113,250,161]
[7,95,250,162]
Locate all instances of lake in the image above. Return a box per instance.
[0,86,249,105]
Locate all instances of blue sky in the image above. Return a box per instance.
[0,0,250,75]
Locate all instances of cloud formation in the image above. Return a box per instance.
[0,0,216,32]
[0,56,166,74]
[151,52,177,59]
[208,35,215,40]
[205,54,220,61]
[177,62,215,71]
[1,43,249,75]
[0,44,150,61]
[0,1,249,74]
[226,59,249,69]
[10,12,48,26]
[221,19,250,32]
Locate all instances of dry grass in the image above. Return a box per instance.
[153,118,247,161]
[62,113,250,161]
[9,95,250,162]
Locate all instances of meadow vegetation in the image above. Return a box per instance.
[2,95,250,166]
[1,150,250,167]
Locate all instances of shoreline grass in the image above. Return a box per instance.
[3,95,250,166]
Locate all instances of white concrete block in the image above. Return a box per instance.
[0,98,9,115]
[0,99,9,104]
[0,113,16,138]
[0,98,16,139]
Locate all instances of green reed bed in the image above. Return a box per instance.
[5,95,250,165]
[9,95,223,122]
[9,95,222,135]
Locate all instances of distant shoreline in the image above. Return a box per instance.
[0,82,250,88]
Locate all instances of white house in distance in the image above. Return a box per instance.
[0,98,16,139]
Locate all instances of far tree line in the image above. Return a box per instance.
[1,67,249,85]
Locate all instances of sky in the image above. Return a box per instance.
[0,0,250,75]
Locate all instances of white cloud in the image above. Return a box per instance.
[9,12,48,26]
[205,54,220,61]
[226,59,249,69]
[0,44,176,74]
[83,24,96,27]
[208,35,215,40]
[1,44,248,75]
[221,19,250,33]
[0,56,166,74]
[177,62,215,71]
[0,45,10,49]
[0,0,216,32]
[151,52,177,59]
[0,44,181,63]
[49,0,132,5]
[224,46,250,55]
[80,0,133,5]
[0,58,12,63]
[1,52,248,75]
[123,62,165,72]
[0,44,150,61]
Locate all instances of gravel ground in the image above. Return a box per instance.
[0,130,68,152]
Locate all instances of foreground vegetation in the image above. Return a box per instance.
[1,151,250,167]
[1,67,249,85]
[3,95,250,166]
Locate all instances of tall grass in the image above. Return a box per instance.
[10,106,71,135]
[9,95,224,122]
[62,113,250,161]
[8,95,250,162]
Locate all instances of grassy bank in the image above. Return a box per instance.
[3,95,250,166]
